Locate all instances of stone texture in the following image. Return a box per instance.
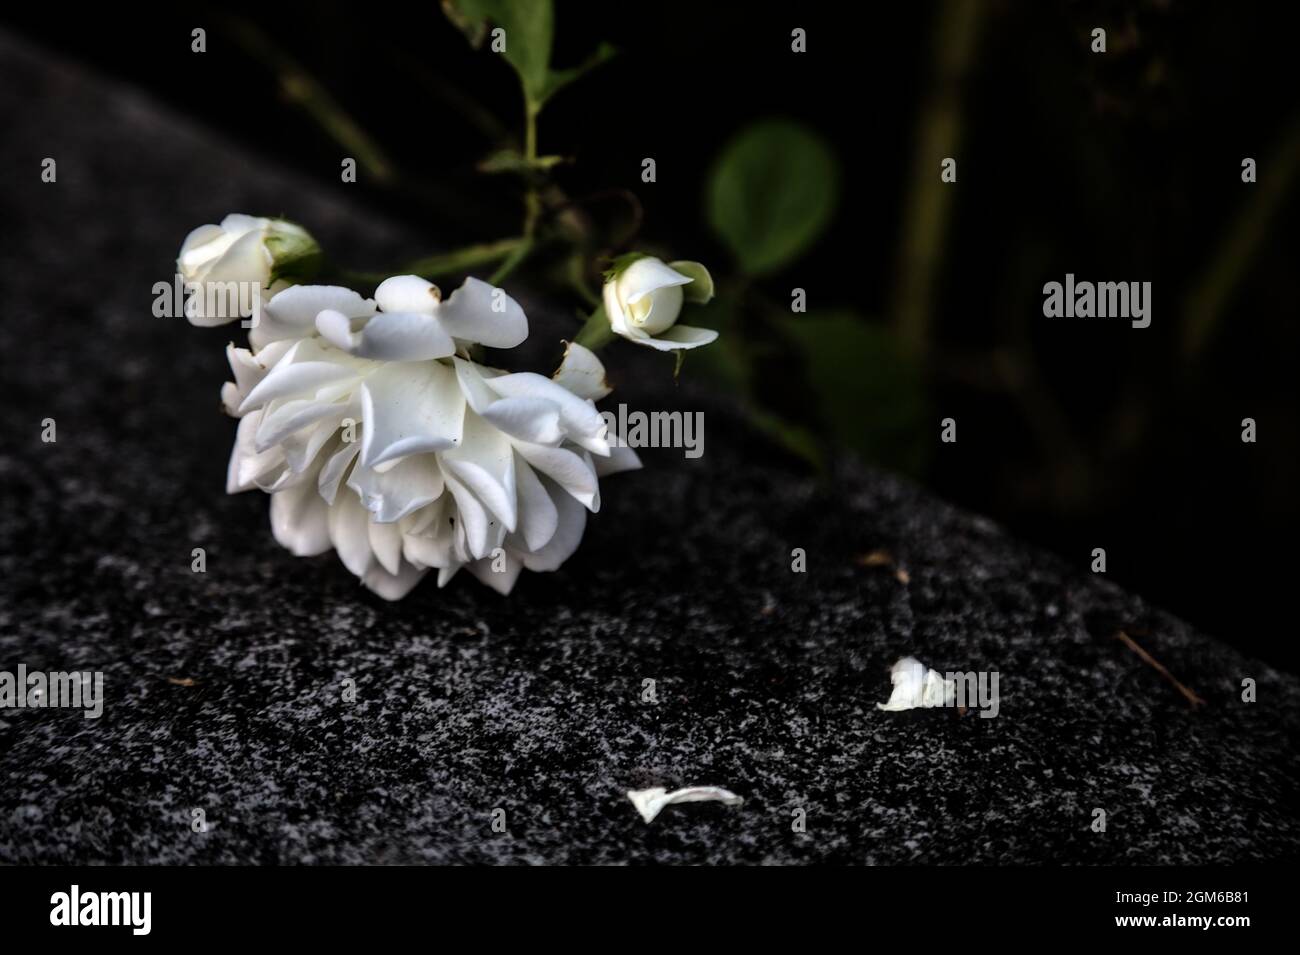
[1,31,1296,865]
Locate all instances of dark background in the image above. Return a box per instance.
[4,1,1297,669]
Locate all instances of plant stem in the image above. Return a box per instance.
[1183,118,1300,359]
[226,17,395,184]
[342,237,524,286]
[486,95,546,290]
[522,100,543,239]
[573,305,615,351]
[487,238,534,286]
[891,0,985,359]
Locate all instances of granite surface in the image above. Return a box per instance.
[1,30,1297,865]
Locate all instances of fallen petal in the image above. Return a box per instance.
[625,786,744,824]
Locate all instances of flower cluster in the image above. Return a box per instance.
[177,218,708,600]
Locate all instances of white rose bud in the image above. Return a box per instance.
[177,214,319,326]
[602,254,717,351]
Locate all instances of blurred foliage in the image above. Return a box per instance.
[442,0,614,113]
[707,120,840,277]
[778,311,929,474]
[692,116,926,474]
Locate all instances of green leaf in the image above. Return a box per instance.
[706,119,840,276]
[779,311,929,474]
[443,0,554,105]
[538,42,617,109]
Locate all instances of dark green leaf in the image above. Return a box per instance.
[538,42,617,109]
[707,119,840,276]
[443,0,554,104]
[779,311,929,474]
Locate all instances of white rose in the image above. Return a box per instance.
[602,255,717,350]
[177,214,317,326]
[221,279,640,600]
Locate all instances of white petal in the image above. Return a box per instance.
[631,324,719,351]
[631,284,683,335]
[552,341,611,400]
[876,657,956,712]
[513,455,558,552]
[603,281,633,336]
[625,786,743,824]
[201,228,270,286]
[225,344,269,402]
[347,455,445,523]
[318,440,361,505]
[178,223,226,270]
[375,275,442,315]
[255,398,349,451]
[595,443,642,477]
[451,357,501,415]
[668,260,715,304]
[221,381,243,416]
[617,257,692,307]
[219,213,271,235]
[328,492,374,578]
[265,284,375,326]
[486,372,608,453]
[466,553,522,595]
[239,346,356,413]
[401,495,446,537]
[435,277,527,348]
[520,475,587,572]
[441,413,518,532]
[402,501,457,569]
[362,561,428,600]
[514,442,599,510]
[403,534,449,570]
[482,397,563,445]
[269,480,332,557]
[367,518,404,577]
[441,470,491,560]
[318,308,456,362]
[281,406,355,473]
[254,284,375,347]
[359,361,466,468]
[227,411,285,493]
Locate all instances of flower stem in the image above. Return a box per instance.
[490,97,544,288]
[573,305,614,351]
[487,238,534,286]
[226,18,395,185]
[342,237,524,286]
